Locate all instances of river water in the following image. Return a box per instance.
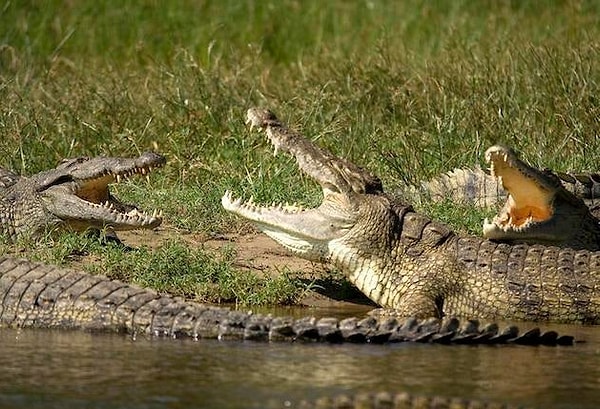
[1,308,599,409]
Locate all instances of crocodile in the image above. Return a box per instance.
[0,137,574,409]
[0,256,573,346]
[223,108,600,324]
[398,147,600,250]
[482,146,600,250]
[403,166,600,213]
[0,152,165,241]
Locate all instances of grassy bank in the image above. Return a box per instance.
[1,1,598,305]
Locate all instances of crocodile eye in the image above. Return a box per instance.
[36,175,74,192]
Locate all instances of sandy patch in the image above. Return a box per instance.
[117,226,375,310]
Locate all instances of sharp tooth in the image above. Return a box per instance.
[146,175,151,183]
[116,174,122,183]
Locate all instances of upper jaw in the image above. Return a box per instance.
[58,152,166,181]
[245,108,383,195]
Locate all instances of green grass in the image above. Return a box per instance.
[1,232,301,306]
[1,0,599,304]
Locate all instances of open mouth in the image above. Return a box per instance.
[482,145,556,236]
[221,108,360,257]
[48,152,166,230]
[221,110,312,234]
[79,174,162,226]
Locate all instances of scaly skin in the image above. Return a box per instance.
[294,391,530,409]
[223,108,600,324]
[0,256,573,346]
[0,152,165,241]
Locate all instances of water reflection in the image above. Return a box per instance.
[1,319,599,409]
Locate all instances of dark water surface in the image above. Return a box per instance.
[1,311,599,409]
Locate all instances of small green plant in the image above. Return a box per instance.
[95,238,302,306]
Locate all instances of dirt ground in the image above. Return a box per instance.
[118,225,375,312]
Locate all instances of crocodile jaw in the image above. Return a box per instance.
[43,186,162,232]
[482,145,567,244]
[222,190,356,260]
[38,152,165,233]
[222,108,380,261]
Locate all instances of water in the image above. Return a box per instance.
[1,313,599,409]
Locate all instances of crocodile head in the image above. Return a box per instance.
[1,152,165,240]
[482,145,600,250]
[222,108,390,262]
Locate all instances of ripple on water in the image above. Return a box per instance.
[0,320,599,409]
